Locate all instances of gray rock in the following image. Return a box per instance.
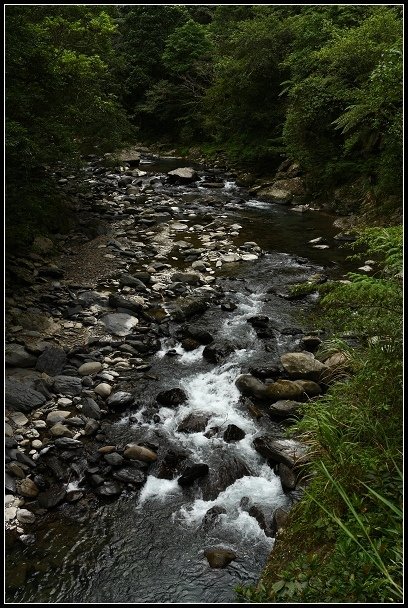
[9,412,29,426]
[178,463,209,487]
[5,379,46,412]
[113,467,146,485]
[167,167,198,183]
[268,400,303,419]
[46,410,71,425]
[94,383,112,398]
[78,361,102,376]
[83,419,99,435]
[278,462,297,492]
[156,388,187,407]
[5,344,38,368]
[5,472,17,493]
[17,478,39,497]
[81,396,101,420]
[96,481,123,497]
[170,296,208,322]
[223,424,245,442]
[50,423,73,437]
[172,272,201,285]
[54,438,83,449]
[280,352,327,381]
[104,452,125,466]
[100,313,139,336]
[253,436,308,468]
[182,326,214,345]
[53,375,82,396]
[119,274,148,290]
[108,293,145,314]
[35,346,67,376]
[203,341,235,364]
[258,186,293,204]
[198,452,251,500]
[5,423,13,437]
[16,509,36,524]
[77,290,109,307]
[106,391,134,409]
[38,484,66,508]
[177,413,209,434]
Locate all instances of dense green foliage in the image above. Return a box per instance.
[5,5,131,248]
[116,4,402,205]
[237,226,403,602]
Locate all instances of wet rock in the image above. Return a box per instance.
[181,338,200,351]
[100,313,139,336]
[248,505,274,537]
[17,478,39,497]
[167,167,198,183]
[5,506,17,522]
[9,412,29,426]
[268,400,303,420]
[199,451,252,500]
[156,388,187,407]
[54,438,83,450]
[104,453,125,466]
[178,463,209,487]
[96,481,123,497]
[5,344,38,368]
[84,419,99,435]
[278,463,297,492]
[221,301,237,312]
[78,361,102,376]
[113,467,146,485]
[249,365,282,380]
[108,293,146,315]
[182,326,214,345]
[235,374,269,400]
[153,449,188,480]
[53,375,82,396]
[5,422,13,437]
[106,391,134,409]
[35,346,67,376]
[265,379,305,402]
[258,186,293,204]
[204,547,237,568]
[201,506,227,532]
[253,436,308,468]
[38,484,66,508]
[177,413,210,434]
[80,396,101,420]
[123,444,157,463]
[5,379,46,412]
[171,296,209,322]
[7,463,25,478]
[223,424,246,442]
[280,352,327,381]
[247,315,269,328]
[272,507,289,535]
[203,341,235,364]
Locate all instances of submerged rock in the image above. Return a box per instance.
[204,547,237,568]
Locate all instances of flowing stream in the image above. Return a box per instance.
[6,157,353,603]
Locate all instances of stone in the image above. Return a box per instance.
[5,379,46,412]
[5,473,17,493]
[32,236,54,254]
[280,352,327,381]
[5,506,17,522]
[5,344,38,368]
[94,383,112,398]
[50,423,73,438]
[172,272,201,285]
[83,419,99,435]
[78,361,102,376]
[223,424,246,442]
[54,438,83,449]
[53,375,82,396]
[293,379,322,397]
[203,341,235,364]
[123,444,157,463]
[167,167,198,183]
[46,410,71,425]
[170,296,208,322]
[5,423,13,437]
[204,547,237,568]
[156,388,187,407]
[106,391,134,409]
[181,338,200,351]
[178,463,209,487]
[300,335,322,352]
[9,412,29,427]
[96,481,123,497]
[273,177,305,196]
[113,467,146,485]
[278,463,297,492]
[235,374,269,400]
[199,452,252,500]
[182,326,214,345]
[201,506,227,532]
[35,346,67,376]
[268,400,303,419]
[17,478,39,498]
[80,396,101,420]
[258,186,293,204]
[98,445,117,454]
[253,436,309,468]
[104,452,125,466]
[108,293,146,314]
[119,274,148,290]
[31,440,43,449]
[248,505,274,537]
[16,509,36,524]
[177,413,210,434]
[272,507,289,534]
[101,313,139,336]
[38,484,66,508]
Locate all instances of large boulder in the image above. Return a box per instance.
[198,450,252,500]
[177,412,210,434]
[170,296,209,322]
[156,388,188,407]
[235,374,269,400]
[115,148,141,166]
[5,379,46,412]
[257,186,293,204]
[167,167,198,183]
[204,547,237,568]
[5,345,38,368]
[203,341,235,364]
[273,177,305,197]
[280,352,327,381]
[253,436,309,468]
[35,346,67,376]
[100,313,139,336]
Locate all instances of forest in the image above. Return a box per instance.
[5,4,403,604]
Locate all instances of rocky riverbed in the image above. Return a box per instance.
[5,150,358,602]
